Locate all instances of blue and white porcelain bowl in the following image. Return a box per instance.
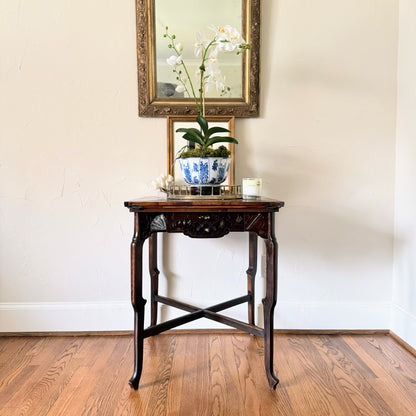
[178,157,231,185]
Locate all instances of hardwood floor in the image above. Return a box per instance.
[0,333,415,415]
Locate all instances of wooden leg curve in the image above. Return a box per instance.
[129,308,145,390]
[262,228,279,389]
[149,233,159,326]
[129,224,147,390]
[246,232,257,325]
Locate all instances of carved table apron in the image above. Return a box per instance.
[124,197,284,389]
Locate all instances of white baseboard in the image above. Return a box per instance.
[0,300,391,333]
[391,303,416,350]
[0,301,133,332]
[274,300,391,330]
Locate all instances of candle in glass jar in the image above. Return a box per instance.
[242,178,262,199]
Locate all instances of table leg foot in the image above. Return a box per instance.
[129,376,140,390]
[264,327,279,389]
[266,371,279,389]
[130,308,145,390]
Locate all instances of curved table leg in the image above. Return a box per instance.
[262,215,279,389]
[149,233,159,326]
[129,303,145,390]
[247,232,257,325]
[129,215,147,390]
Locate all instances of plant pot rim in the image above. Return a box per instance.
[179,156,232,159]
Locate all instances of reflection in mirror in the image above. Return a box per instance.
[155,0,243,99]
[136,0,260,117]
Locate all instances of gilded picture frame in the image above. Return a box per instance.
[167,115,235,185]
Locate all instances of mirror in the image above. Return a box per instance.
[155,0,243,100]
[136,0,260,117]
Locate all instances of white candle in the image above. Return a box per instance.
[242,178,262,199]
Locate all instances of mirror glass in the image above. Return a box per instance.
[155,0,243,99]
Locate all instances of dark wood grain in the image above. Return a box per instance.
[124,197,284,213]
[247,232,257,325]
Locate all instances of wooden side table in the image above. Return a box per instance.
[124,197,284,389]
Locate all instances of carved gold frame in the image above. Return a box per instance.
[136,0,261,117]
[167,116,235,185]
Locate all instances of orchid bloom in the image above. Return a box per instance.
[164,24,250,116]
[194,32,210,58]
[206,46,219,64]
[210,25,246,52]
[166,55,182,67]
[205,70,226,93]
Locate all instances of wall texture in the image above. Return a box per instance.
[393,0,416,349]
[1,1,398,332]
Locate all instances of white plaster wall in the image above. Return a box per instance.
[392,0,416,349]
[0,0,397,332]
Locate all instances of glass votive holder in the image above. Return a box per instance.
[242,178,262,199]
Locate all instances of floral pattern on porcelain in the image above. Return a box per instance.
[179,157,231,185]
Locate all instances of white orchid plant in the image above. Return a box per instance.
[164,25,250,158]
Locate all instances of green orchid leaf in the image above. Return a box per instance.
[177,128,204,145]
[196,116,209,136]
[206,126,231,137]
[182,132,204,147]
[175,127,204,140]
[205,136,239,147]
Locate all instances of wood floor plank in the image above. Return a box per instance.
[265,336,298,415]
[296,335,359,415]
[209,334,240,416]
[113,338,164,416]
[353,335,416,402]
[341,334,393,379]
[230,334,281,415]
[368,377,416,416]
[166,334,186,415]
[178,334,210,416]
[222,334,251,415]
[3,338,84,416]
[145,334,179,416]
[281,335,347,416]
[79,337,131,415]
[0,337,37,366]
[308,335,393,416]
[0,338,43,386]
[0,333,415,416]
[0,338,76,411]
[45,366,97,416]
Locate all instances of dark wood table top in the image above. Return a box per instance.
[124,196,285,213]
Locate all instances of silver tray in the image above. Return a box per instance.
[167,184,242,200]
